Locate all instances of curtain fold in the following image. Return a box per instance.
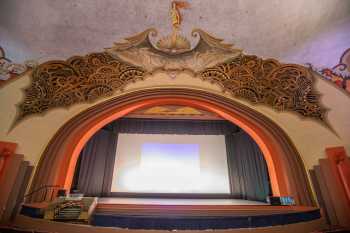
[112,118,239,135]
[75,129,118,196]
[225,131,271,202]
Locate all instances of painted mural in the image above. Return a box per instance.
[310,48,350,94]
[0,46,37,87]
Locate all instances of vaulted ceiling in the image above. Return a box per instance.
[0,0,349,68]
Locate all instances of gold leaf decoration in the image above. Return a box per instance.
[200,54,326,121]
[16,52,145,122]
[14,28,328,128]
[107,28,242,73]
[143,106,203,115]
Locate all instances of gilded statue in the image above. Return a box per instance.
[157,1,191,52]
[170,1,189,32]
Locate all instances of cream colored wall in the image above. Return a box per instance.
[0,71,349,176]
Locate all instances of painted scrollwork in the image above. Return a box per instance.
[16,52,145,122]
[0,46,37,86]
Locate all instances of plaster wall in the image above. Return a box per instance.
[0,0,349,68]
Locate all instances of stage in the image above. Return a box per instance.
[20,197,322,230]
[96,197,269,217]
[98,197,268,206]
[90,197,321,229]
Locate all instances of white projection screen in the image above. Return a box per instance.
[111,133,230,194]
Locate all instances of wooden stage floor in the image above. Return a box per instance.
[95,197,315,217]
[98,197,268,205]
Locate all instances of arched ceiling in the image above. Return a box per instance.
[0,0,349,68]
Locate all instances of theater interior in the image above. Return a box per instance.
[0,1,350,232]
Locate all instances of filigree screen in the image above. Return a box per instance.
[200,55,325,121]
[17,52,145,122]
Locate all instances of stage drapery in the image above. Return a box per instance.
[225,131,271,202]
[73,118,271,201]
[74,129,118,196]
[110,118,239,135]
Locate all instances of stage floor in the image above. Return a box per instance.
[92,198,321,229]
[98,197,268,206]
[95,197,316,218]
[20,197,322,230]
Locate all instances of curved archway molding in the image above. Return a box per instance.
[29,88,315,206]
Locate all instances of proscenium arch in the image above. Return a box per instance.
[29,88,315,206]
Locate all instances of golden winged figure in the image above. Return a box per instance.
[170,1,190,31]
[168,1,190,50]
